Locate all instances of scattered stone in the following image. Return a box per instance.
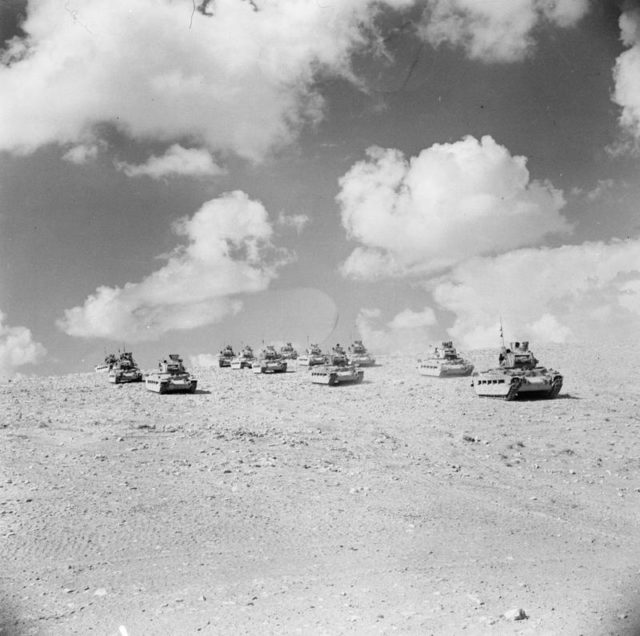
[503,608,528,621]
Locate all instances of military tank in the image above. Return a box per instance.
[108,351,143,384]
[472,341,562,400]
[417,341,474,377]
[297,343,326,367]
[310,345,364,386]
[231,345,255,369]
[218,345,235,368]
[94,352,117,372]
[347,340,376,367]
[145,354,197,394]
[252,346,288,374]
[280,342,298,360]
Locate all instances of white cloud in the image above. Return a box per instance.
[613,9,640,145]
[0,312,46,378]
[356,306,437,353]
[430,239,640,348]
[115,144,224,179]
[388,306,437,329]
[339,135,571,279]
[585,178,615,202]
[58,190,288,341]
[277,211,310,234]
[420,0,590,63]
[0,0,414,158]
[62,142,100,164]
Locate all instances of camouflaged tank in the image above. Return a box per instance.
[472,341,562,400]
[347,340,376,367]
[218,345,236,368]
[252,345,288,374]
[417,341,474,377]
[231,345,256,369]
[145,354,197,394]
[108,351,143,384]
[310,345,364,386]
[297,343,326,367]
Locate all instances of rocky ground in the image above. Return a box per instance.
[1,344,640,635]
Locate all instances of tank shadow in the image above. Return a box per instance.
[514,392,579,401]
[193,389,212,395]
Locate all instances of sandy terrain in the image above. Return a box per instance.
[1,344,640,635]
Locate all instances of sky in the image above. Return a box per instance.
[1,0,640,377]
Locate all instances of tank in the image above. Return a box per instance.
[95,353,117,372]
[347,340,376,367]
[145,354,198,394]
[472,341,563,400]
[231,345,256,369]
[280,342,298,360]
[310,346,364,386]
[218,345,235,368]
[108,351,143,384]
[252,346,288,374]
[417,341,474,377]
[297,343,326,367]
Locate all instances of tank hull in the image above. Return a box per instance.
[472,370,562,400]
[311,366,364,385]
[108,369,143,384]
[145,374,197,394]
[230,357,254,369]
[348,354,376,367]
[418,361,474,377]
[252,361,288,374]
[297,354,326,367]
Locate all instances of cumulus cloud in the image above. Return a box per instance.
[277,211,310,234]
[420,0,590,63]
[356,306,437,353]
[339,135,571,279]
[115,144,224,179]
[0,312,46,378]
[430,239,640,348]
[58,190,288,341]
[613,8,640,146]
[0,0,415,158]
[62,142,100,164]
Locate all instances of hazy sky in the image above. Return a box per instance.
[1,0,640,376]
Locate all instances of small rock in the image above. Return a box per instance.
[503,608,528,621]
[94,588,107,597]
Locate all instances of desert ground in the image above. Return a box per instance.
[1,343,640,635]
